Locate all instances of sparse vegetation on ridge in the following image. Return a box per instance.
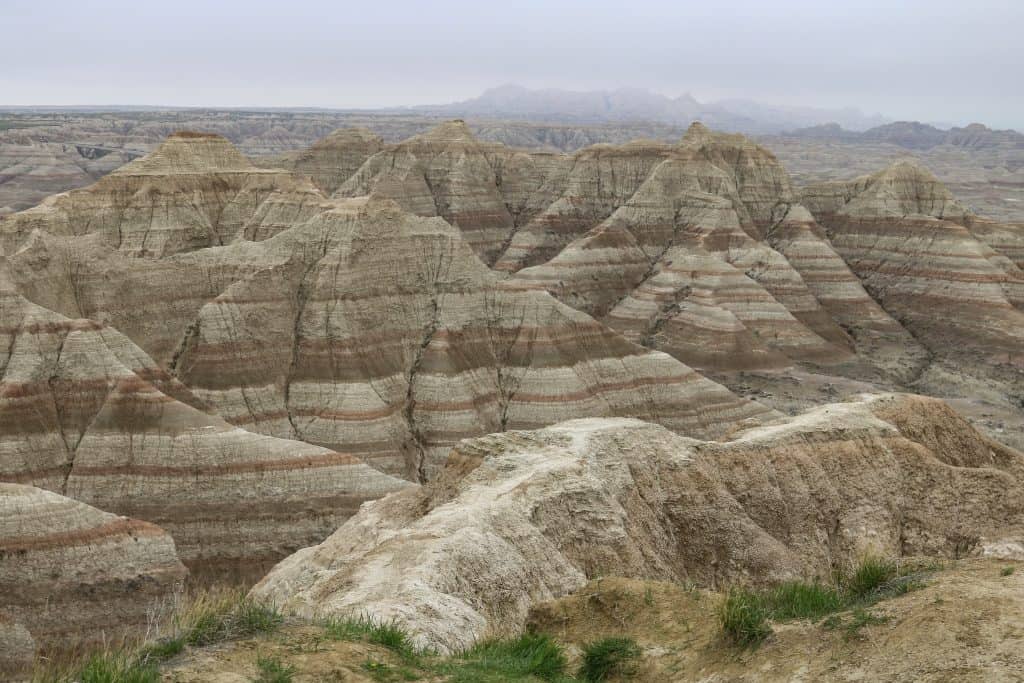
[719,555,937,647]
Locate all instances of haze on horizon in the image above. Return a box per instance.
[3,0,1023,130]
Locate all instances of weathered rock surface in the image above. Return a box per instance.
[805,161,1024,398]
[0,285,409,571]
[253,393,1024,652]
[1,132,326,258]
[0,483,186,651]
[258,127,384,195]
[0,612,35,681]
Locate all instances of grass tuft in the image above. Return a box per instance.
[718,588,772,647]
[182,590,283,646]
[76,651,160,683]
[578,637,641,681]
[759,581,844,621]
[448,632,569,681]
[843,555,897,601]
[255,655,296,683]
[1002,566,1016,577]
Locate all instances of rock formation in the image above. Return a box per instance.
[0,284,409,572]
[258,127,384,195]
[1,132,325,258]
[0,613,35,680]
[253,394,1024,653]
[0,483,187,651]
[805,161,1024,397]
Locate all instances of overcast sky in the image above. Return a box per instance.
[3,0,1022,129]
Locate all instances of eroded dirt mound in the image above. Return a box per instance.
[252,393,1024,653]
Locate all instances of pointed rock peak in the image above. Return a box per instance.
[116,131,255,175]
[682,121,712,142]
[419,119,479,144]
[871,159,946,187]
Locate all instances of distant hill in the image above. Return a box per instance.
[412,84,889,134]
[786,120,1024,150]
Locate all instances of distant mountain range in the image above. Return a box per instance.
[411,84,890,133]
[784,121,1024,150]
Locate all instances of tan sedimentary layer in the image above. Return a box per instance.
[253,393,1024,653]
[0,483,187,651]
[0,286,410,571]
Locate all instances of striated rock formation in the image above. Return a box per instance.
[0,132,326,258]
[0,285,409,572]
[258,127,384,195]
[805,161,1024,394]
[335,121,531,264]
[0,483,187,651]
[0,613,34,680]
[169,196,772,480]
[253,394,1024,652]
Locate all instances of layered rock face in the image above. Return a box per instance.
[0,613,35,680]
[259,127,384,195]
[335,121,540,264]
[805,161,1024,391]
[0,285,409,571]
[170,197,771,480]
[1,132,326,258]
[509,124,880,373]
[253,394,1024,652]
[0,483,187,650]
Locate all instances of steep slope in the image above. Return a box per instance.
[805,161,1024,398]
[257,126,384,195]
[509,124,888,373]
[253,393,1024,652]
[335,121,524,263]
[0,483,187,651]
[0,285,409,572]
[170,196,772,480]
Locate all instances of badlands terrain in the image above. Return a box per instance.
[1,113,1023,681]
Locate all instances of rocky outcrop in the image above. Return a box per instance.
[0,483,187,651]
[253,393,1024,653]
[0,132,326,258]
[259,127,384,195]
[805,161,1024,391]
[0,285,409,572]
[336,121,523,264]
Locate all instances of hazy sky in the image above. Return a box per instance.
[4,0,1022,128]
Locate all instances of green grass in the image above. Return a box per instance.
[718,588,772,648]
[76,652,159,683]
[1002,566,1016,577]
[444,632,570,682]
[719,555,934,648]
[255,655,296,683]
[322,615,377,642]
[758,581,844,621]
[183,592,283,646]
[843,556,898,601]
[578,637,641,681]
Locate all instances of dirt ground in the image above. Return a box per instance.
[163,558,1024,682]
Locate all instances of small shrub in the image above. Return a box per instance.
[367,620,419,662]
[578,637,641,681]
[719,588,771,647]
[1002,566,1016,577]
[843,555,897,601]
[255,655,296,683]
[77,651,159,683]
